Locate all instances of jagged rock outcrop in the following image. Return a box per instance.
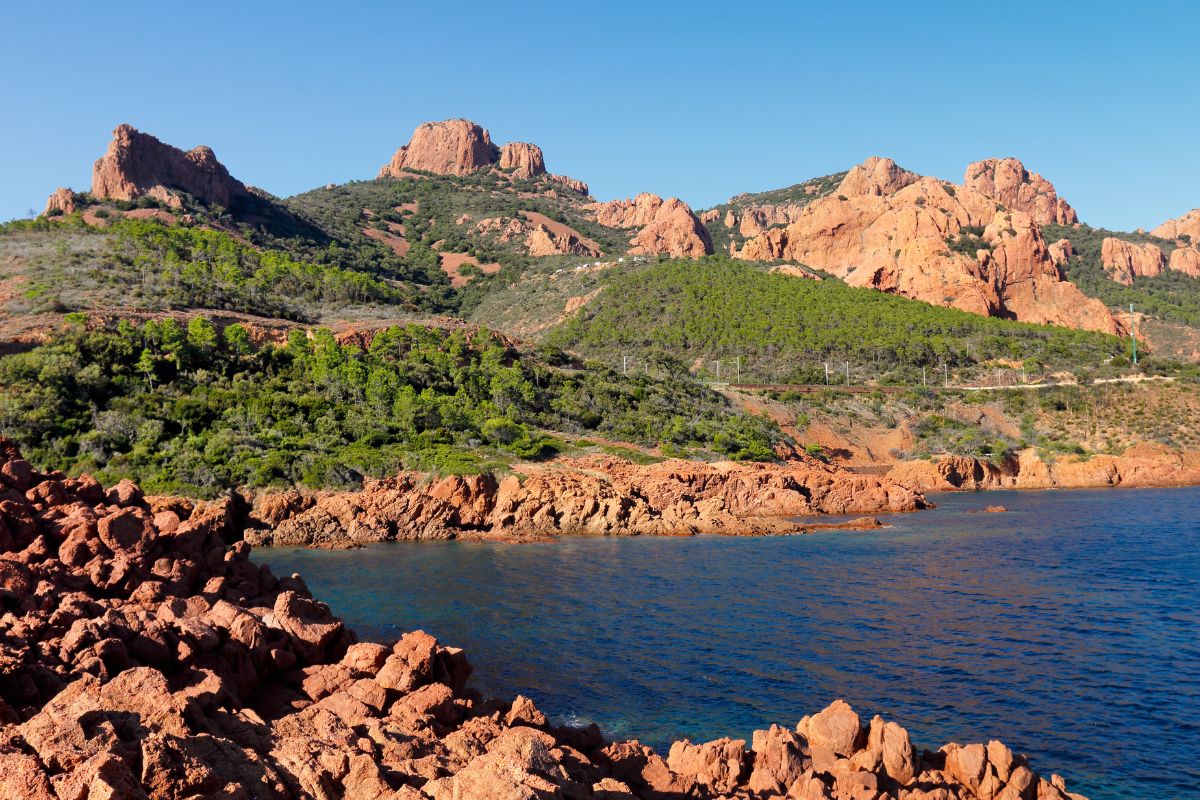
[42,187,77,216]
[963,157,1078,225]
[1048,238,1074,266]
[734,203,810,237]
[91,124,247,209]
[735,157,1118,334]
[244,455,926,547]
[526,224,599,257]
[379,119,501,177]
[377,119,588,196]
[549,174,589,195]
[498,142,546,180]
[1151,208,1200,242]
[888,442,1200,492]
[837,156,919,197]
[590,193,713,258]
[1169,245,1200,277]
[1100,237,1165,284]
[0,439,1092,799]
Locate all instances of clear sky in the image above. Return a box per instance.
[3,1,1198,230]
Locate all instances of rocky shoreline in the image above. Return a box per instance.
[242,456,927,548]
[0,437,1099,799]
[888,442,1200,493]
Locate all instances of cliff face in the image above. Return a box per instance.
[589,193,713,258]
[378,119,501,177]
[1100,238,1165,284]
[91,124,247,208]
[963,157,1078,225]
[497,141,546,179]
[736,157,1118,334]
[0,438,1093,800]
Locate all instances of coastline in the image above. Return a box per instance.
[239,455,926,548]
[886,442,1200,494]
[0,438,1094,799]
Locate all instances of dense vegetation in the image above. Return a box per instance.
[0,318,781,496]
[1045,223,1200,326]
[547,258,1128,383]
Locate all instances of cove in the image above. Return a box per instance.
[255,487,1200,800]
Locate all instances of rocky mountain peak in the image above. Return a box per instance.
[963,157,1078,225]
[837,157,920,197]
[378,118,500,178]
[498,142,546,180]
[91,124,246,209]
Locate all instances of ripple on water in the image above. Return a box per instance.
[257,487,1200,800]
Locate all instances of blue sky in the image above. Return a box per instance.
[3,1,1198,230]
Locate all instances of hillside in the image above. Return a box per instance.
[0,318,780,496]
[6,118,1200,497]
[533,257,1130,383]
[1043,222,1200,342]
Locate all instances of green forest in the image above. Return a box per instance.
[547,257,1129,382]
[0,318,780,496]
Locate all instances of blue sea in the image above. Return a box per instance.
[256,487,1200,800]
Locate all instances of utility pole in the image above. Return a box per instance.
[1129,303,1138,365]
[844,361,850,386]
[715,360,721,383]
[735,356,741,385]
[943,362,949,386]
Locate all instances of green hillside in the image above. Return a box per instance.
[0,318,779,496]
[546,257,1130,383]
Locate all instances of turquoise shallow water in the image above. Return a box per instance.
[256,487,1200,800]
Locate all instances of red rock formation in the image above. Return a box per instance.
[244,455,927,546]
[549,173,589,195]
[91,124,246,209]
[1151,208,1200,242]
[1048,238,1074,266]
[0,439,1092,799]
[735,157,1118,334]
[837,156,919,196]
[379,119,500,177]
[526,224,599,257]
[497,141,546,179]
[888,442,1200,491]
[42,187,77,216]
[963,157,1078,225]
[1100,237,1165,284]
[1169,246,1200,277]
[590,193,713,258]
[735,203,810,237]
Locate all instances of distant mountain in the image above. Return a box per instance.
[12,120,1200,359]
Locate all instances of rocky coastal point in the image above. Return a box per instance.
[242,456,925,548]
[0,440,1096,799]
